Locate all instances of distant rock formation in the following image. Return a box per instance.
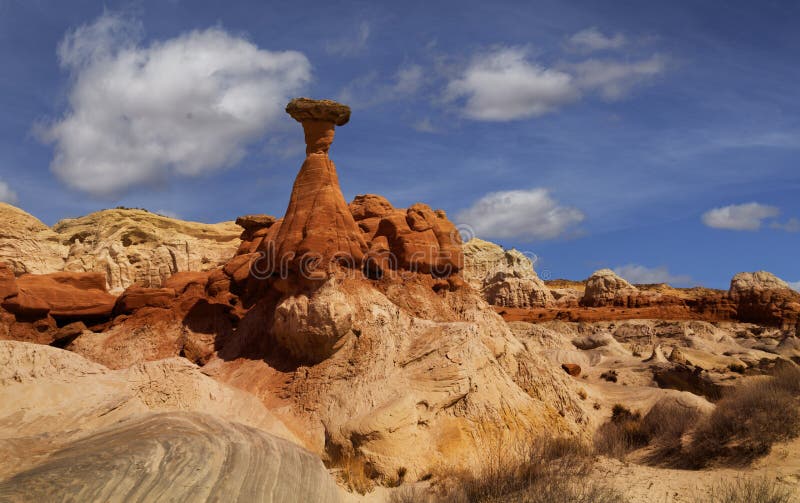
[580,269,642,307]
[462,238,553,307]
[728,271,800,328]
[0,203,241,293]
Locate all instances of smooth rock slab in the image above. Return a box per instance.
[0,411,342,503]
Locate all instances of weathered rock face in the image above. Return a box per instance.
[207,274,586,481]
[265,99,367,278]
[729,271,800,328]
[56,209,241,293]
[1,270,116,320]
[581,269,640,307]
[350,195,464,277]
[0,203,68,275]
[462,238,553,307]
[0,203,241,293]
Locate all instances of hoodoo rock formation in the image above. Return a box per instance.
[266,98,367,278]
[184,99,585,479]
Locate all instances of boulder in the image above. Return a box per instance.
[561,363,582,377]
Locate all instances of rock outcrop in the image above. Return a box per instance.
[0,268,116,321]
[0,341,341,502]
[56,209,241,293]
[65,98,587,483]
[728,271,800,328]
[350,194,464,277]
[0,203,241,293]
[462,238,553,307]
[580,269,642,307]
[0,203,67,275]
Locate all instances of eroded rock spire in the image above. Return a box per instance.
[269,98,367,278]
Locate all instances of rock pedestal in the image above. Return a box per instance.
[267,98,367,278]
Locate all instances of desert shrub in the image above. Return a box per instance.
[708,477,795,503]
[600,370,619,383]
[437,436,622,503]
[388,485,437,503]
[688,375,800,467]
[332,454,376,495]
[594,405,648,458]
[771,363,800,394]
[595,402,700,463]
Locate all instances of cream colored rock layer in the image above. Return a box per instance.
[0,341,343,503]
[0,203,240,293]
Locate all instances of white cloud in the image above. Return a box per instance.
[568,28,626,52]
[40,13,311,197]
[702,202,780,231]
[568,55,666,100]
[445,47,578,121]
[444,47,666,121]
[456,188,584,241]
[771,217,800,232]
[789,281,800,292]
[613,264,692,286]
[325,21,370,56]
[0,180,18,204]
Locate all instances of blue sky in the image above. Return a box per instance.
[0,0,798,289]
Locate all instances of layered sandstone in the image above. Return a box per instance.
[0,203,67,275]
[0,203,240,293]
[0,341,342,502]
[729,271,800,328]
[462,238,553,307]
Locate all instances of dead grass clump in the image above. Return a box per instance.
[687,376,800,467]
[333,455,376,495]
[442,436,623,503]
[708,477,795,503]
[771,363,800,394]
[594,402,700,463]
[594,405,648,459]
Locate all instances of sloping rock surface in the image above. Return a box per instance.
[0,341,340,502]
